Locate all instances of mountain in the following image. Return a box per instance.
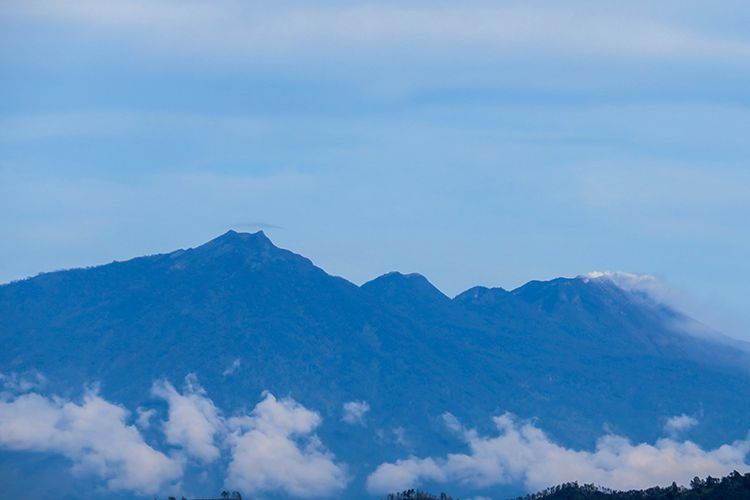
[1,231,749,499]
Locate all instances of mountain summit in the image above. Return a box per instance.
[1,232,749,498]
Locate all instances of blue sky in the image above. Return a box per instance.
[1,1,749,338]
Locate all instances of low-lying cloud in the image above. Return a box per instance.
[0,376,346,497]
[226,392,348,498]
[367,413,750,495]
[0,389,183,494]
[4,377,749,498]
[152,374,223,463]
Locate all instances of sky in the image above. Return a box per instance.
[1,0,749,339]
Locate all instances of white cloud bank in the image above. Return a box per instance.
[367,413,750,495]
[0,376,346,498]
[150,378,347,497]
[226,392,348,498]
[0,389,183,495]
[342,400,370,425]
[152,374,223,463]
[3,376,747,498]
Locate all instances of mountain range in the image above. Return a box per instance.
[1,230,749,499]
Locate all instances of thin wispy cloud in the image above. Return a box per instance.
[342,400,370,426]
[6,1,750,65]
[0,370,47,393]
[582,270,750,347]
[665,415,699,438]
[222,358,242,376]
[231,223,284,231]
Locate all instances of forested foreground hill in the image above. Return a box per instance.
[385,472,750,500]
[512,471,750,500]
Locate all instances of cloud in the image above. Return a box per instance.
[0,370,47,393]
[152,374,223,463]
[342,400,370,425]
[367,413,750,494]
[152,376,348,497]
[231,223,284,231]
[222,358,242,376]
[581,271,750,347]
[581,270,689,316]
[665,415,699,437]
[0,389,182,494]
[0,376,348,497]
[6,1,750,66]
[136,407,157,429]
[226,392,348,498]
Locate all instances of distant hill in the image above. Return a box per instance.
[1,231,749,498]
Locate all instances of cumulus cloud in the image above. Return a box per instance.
[367,413,750,495]
[147,376,347,496]
[152,374,223,463]
[0,389,182,494]
[226,392,348,498]
[0,376,348,498]
[665,414,699,437]
[342,400,370,425]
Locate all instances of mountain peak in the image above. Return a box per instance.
[214,229,271,244]
[197,230,274,253]
[361,271,449,304]
[173,230,315,271]
[453,285,510,305]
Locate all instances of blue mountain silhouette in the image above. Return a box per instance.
[1,231,749,498]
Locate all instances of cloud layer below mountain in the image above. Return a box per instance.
[226,392,349,497]
[367,413,750,495]
[0,374,348,497]
[0,388,183,494]
[2,373,749,498]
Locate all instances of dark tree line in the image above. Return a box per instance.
[385,490,455,500]
[386,471,750,500]
[512,471,750,500]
